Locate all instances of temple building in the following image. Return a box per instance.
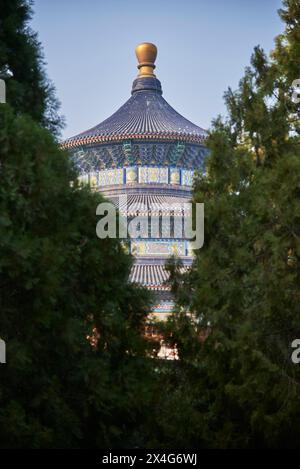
[62,43,208,318]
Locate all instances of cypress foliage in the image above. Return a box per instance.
[157,0,300,448]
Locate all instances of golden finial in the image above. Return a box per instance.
[135,43,157,78]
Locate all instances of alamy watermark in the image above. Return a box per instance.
[0,66,13,103]
[0,79,6,104]
[292,79,300,104]
[291,339,300,364]
[96,195,204,250]
[0,339,6,364]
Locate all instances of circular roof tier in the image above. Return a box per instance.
[62,43,207,150]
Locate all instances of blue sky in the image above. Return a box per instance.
[32,0,283,139]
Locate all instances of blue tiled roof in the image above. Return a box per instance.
[63,77,207,149]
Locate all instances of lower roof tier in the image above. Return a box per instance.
[129,262,190,290]
[110,193,192,216]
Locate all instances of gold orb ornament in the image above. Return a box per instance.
[135,42,157,78]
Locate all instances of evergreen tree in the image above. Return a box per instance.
[0,103,155,448]
[157,0,300,448]
[0,1,157,448]
[0,0,63,134]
